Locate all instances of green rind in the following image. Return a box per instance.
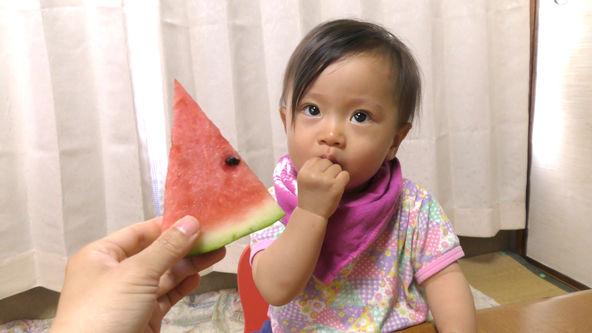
[186,198,285,256]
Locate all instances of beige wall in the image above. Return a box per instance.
[528,0,592,287]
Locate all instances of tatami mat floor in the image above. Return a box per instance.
[458,251,573,306]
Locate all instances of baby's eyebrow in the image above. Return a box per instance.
[303,92,384,111]
[346,97,384,112]
[303,91,328,101]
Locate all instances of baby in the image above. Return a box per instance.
[250,19,476,332]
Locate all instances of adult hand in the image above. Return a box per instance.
[50,216,226,333]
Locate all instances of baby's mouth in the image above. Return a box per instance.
[320,154,338,164]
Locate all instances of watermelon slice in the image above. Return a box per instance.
[161,80,285,255]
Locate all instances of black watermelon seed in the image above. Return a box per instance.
[225,156,240,166]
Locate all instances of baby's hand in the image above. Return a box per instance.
[297,157,350,219]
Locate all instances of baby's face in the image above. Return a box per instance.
[282,53,408,191]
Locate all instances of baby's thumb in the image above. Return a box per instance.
[134,215,200,276]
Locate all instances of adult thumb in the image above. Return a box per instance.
[134,215,200,276]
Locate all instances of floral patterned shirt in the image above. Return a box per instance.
[250,179,464,332]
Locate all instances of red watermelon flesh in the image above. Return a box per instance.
[162,80,285,255]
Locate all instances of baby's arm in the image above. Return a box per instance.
[422,262,477,333]
[252,157,349,306]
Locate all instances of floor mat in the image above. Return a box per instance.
[162,289,244,333]
[458,251,570,305]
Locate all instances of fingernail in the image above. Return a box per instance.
[175,216,199,236]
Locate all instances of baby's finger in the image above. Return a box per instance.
[315,157,335,171]
[336,170,351,188]
[303,157,332,172]
[324,163,344,178]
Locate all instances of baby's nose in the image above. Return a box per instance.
[319,127,345,147]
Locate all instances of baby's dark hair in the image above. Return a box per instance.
[280,19,421,126]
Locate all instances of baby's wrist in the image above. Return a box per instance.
[294,206,329,224]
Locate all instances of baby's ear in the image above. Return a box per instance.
[280,107,288,133]
[387,123,412,160]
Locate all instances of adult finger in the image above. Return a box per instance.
[96,217,162,262]
[157,260,198,297]
[132,215,201,277]
[155,274,202,326]
[189,247,227,272]
[157,247,226,297]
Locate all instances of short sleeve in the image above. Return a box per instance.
[249,221,285,265]
[409,189,464,284]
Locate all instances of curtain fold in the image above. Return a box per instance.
[0,1,154,299]
[0,0,529,299]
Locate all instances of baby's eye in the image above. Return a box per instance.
[302,105,321,117]
[351,111,370,123]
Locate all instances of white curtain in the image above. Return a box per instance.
[0,0,530,299]
[0,1,155,299]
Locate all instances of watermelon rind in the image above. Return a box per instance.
[186,197,285,256]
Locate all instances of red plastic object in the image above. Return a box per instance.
[237,245,269,333]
